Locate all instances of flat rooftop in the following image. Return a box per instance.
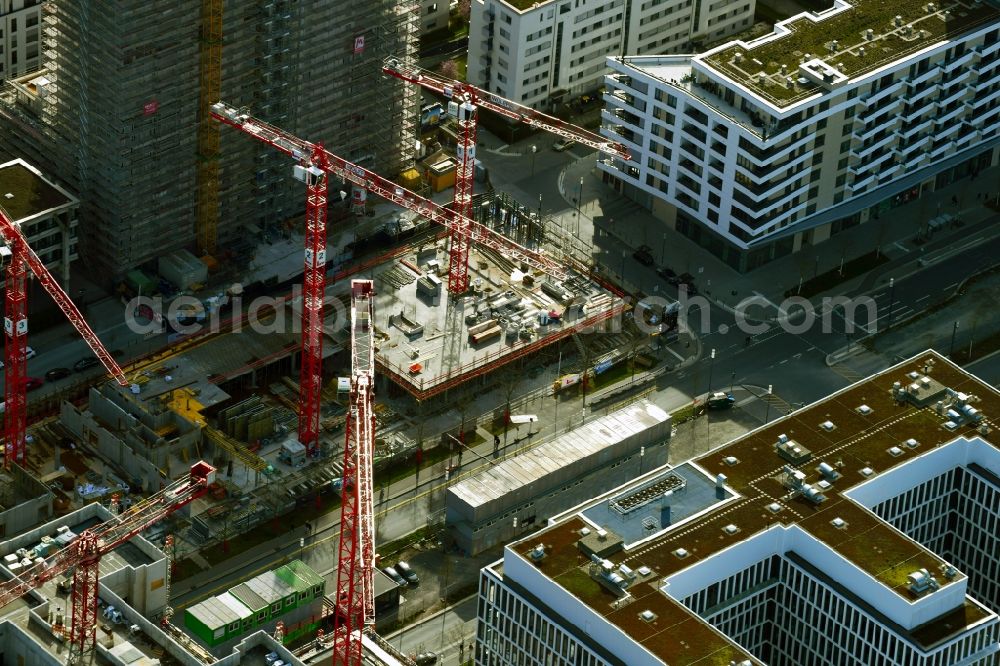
[449,401,669,510]
[579,462,731,547]
[0,159,73,222]
[511,351,999,664]
[371,239,624,400]
[703,0,1000,108]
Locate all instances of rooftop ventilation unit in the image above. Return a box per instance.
[529,544,546,561]
[831,517,847,528]
[640,609,656,622]
[908,568,940,594]
[816,462,841,481]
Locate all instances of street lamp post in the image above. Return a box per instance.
[886,278,895,331]
[764,384,773,424]
[620,249,627,283]
[950,321,959,358]
[530,145,537,177]
[661,232,668,264]
[639,445,645,475]
[707,349,716,396]
[577,177,584,235]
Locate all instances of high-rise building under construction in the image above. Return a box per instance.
[0,0,419,282]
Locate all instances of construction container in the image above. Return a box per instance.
[184,591,253,647]
[399,167,422,190]
[125,269,156,297]
[279,441,307,466]
[416,275,441,300]
[158,249,209,290]
[423,154,457,193]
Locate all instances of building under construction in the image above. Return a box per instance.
[0,0,419,282]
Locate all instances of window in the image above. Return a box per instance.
[270,602,281,614]
[427,2,437,13]
[228,622,239,632]
[285,597,295,607]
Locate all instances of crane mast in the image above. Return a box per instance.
[0,462,215,663]
[0,208,129,469]
[332,280,376,666]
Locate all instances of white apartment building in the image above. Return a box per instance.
[475,352,1000,665]
[599,0,1000,271]
[421,0,451,34]
[0,0,41,80]
[467,0,755,109]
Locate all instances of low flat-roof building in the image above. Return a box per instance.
[476,351,1000,665]
[447,400,670,554]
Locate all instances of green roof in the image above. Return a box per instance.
[0,160,71,222]
[278,559,324,590]
[704,0,1000,107]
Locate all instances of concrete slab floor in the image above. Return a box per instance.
[369,237,624,399]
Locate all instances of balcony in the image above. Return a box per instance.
[937,121,962,141]
[896,136,930,159]
[976,40,1000,58]
[939,68,973,89]
[934,103,966,126]
[942,50,976,74]
[848,171,877,192]
[929,140,953,160]
[855,116,899,142]
[908,82,939,105]
[897,117,932,141]
[967,92,998,112]
[974,68,1000,91]
[936,86,969,110]
[954,123,980,147]
[906,66,940,88]
[863,79,905,108]
[851,133,896,160]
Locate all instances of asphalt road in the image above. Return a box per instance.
[477,141,1000,412]
[384,594,478,665]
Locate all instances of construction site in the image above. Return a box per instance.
[0,3,682,666]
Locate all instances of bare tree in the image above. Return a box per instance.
[439,59,459,79]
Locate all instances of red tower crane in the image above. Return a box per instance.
[0,208,129,469]
[210,103,570,663]
[210,102,566,459]
[381,57,632,294]
[332,280,376,666]
[0,461,216,664]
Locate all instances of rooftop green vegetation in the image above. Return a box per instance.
[0,162,70,222]
[704,0,1000,107]
[501,0,553,11]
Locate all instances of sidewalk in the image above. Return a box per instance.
[556,155,1000,310]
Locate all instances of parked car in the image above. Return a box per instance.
[382,566,406,587]
[656,266,676,281]
[74,357,100,372]
[25,346,36,360]
[45,367,72,381]
[415,653,438,665]
[706,392,736,410]
[632,245,654,266]
[24,377,44,391]
[552,138,576,152]
[394,560,419,585]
